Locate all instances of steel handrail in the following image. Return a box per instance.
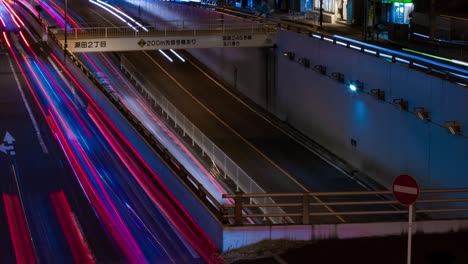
[222,188,468,225]
[45,28,227,222]
[223,188,468,198]
[52,21,277,38]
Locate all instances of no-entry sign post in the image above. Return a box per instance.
[393,174,420,264]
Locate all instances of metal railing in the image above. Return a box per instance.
[433,15,468,42]
[222,188,468,226]
[41,0,283,224]
[192,3,468,86]
[51,19,277,39]
[46,28,229,222]
[120,55,289,224]
[283,26,467,86]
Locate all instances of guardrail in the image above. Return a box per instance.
[191,3,468,86]
[40,1,285,225]
[435,15,468,42]
[299,33,467,85]
[120,55,289,224]
[41,2,468,228]
[51,20,277,39]
[222,188,468,226]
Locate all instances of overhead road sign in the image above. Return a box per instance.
[56,34,275,52]
[51,21,277,52]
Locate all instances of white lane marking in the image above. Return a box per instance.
[11,163,38,258]
[7,53,48,154]
[394,185,418,195]
[47,56,86,109]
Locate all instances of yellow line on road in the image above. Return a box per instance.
[143,51,346,223]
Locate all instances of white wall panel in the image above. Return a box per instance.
[276,30,468,188]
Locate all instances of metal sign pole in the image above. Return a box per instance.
[407,204,413,264]
[393,174,418,264]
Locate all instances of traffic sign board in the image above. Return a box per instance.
[393,174,419,206]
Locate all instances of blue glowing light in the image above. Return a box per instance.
[349,84,357,92]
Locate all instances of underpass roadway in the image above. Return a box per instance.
[114,5,468,258]
[25,0,468,258]
[78,0,402,225]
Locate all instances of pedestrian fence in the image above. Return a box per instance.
[42,0,287,224]
[41,0,468,227]
[51,19,276,39]
[221,188,468,226]
[120,55,290,224]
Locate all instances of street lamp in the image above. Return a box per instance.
[319,0,323,26]
[363,0,368,41]
[34,4,42,20]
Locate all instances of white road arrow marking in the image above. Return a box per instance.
[3,131,15,144]
[0,144,14,154]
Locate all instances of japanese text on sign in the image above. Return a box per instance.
[138,38,197,48]
[223,35,252,47]
[75,41,107,49]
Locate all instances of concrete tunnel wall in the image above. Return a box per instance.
[187,47,269,108]
[222,219,468,251]
[187,29,468,190]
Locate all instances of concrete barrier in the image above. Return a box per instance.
[222,219,468,252]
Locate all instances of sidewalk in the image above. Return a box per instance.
[216,4,468,62]
[274,12,413,52]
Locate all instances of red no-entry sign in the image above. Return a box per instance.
[393,174,420,206]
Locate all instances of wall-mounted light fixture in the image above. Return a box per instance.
[283,51,295,61]
[443,121,463,135]
[314,65,327,75]
[298,58,310,68]
[331,72,344,83]
[413,107,430,121]
[348,80,363,92]
[370,89,385,101]
[393,98,409,111]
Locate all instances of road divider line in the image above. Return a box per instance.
[7,53,48,154]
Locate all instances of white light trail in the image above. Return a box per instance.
[169,49,185,62]
[97,0,149,32]
[89,0,138,32]
[158,50,173,62]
